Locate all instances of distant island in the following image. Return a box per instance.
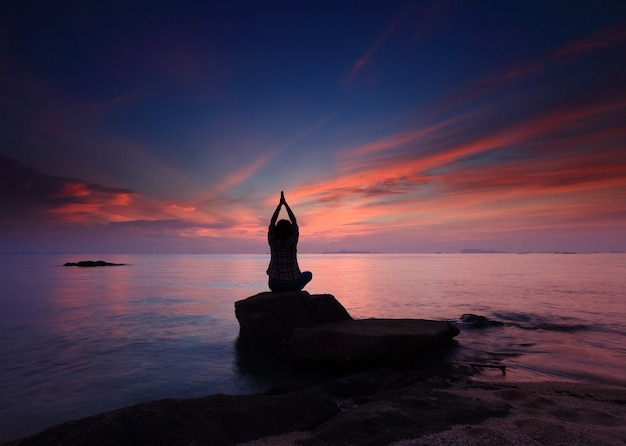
[63,260,125,267]
[460,249,506,254]
[322,250,377,254]
[459,249,599,254]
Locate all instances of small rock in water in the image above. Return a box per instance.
[63,260,125,267]
[459,313,504,328]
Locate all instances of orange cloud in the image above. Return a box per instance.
[286,87,626,245]
[55,181,92,198]
[48,183,137,223]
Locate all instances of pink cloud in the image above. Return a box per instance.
[286,84,626,246]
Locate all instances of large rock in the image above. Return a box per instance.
[6,389,338,446]
[289,318,460,366]
[234,291,352,350]
[234,292,461,368]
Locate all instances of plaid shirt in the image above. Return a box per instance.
[267,224,301,282]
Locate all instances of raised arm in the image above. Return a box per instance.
[270,194,282,226]
[282,192,297,226]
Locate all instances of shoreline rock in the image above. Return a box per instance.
[9,368,626,446]
[235,291,459,368]
[3,388,338,446]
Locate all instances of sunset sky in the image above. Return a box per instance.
[2,1,626,253]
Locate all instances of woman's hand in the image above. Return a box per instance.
[271,191,286,226]
[280,191,297,225]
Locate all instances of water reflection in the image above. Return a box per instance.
[0,254,272,442]
[1,253,626,442]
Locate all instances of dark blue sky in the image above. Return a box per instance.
[2,1,626,253]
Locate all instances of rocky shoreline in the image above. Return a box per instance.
[6,291,626,445]
[6,364,626,445]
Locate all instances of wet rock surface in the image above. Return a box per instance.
[289,318,460,366]
[5,389,339,446]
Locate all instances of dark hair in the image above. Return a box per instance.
[275,219,292,240]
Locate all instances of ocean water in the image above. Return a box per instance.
[1,253,625,442]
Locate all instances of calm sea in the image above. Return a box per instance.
[1,253,625,442]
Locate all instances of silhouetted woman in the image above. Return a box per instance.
[267,191,312,292]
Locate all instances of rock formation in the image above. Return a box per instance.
[4,389,338,446]
[234,291,352,351]
[234,291,460,367]
[289,318,460,366]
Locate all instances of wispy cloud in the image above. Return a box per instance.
[341,115,464,159]
[552,21,626,61]
[214,151,277,193]
[289,70,626,244]
[4,6,625,253]
[343,3,412,86]
[427,20,626,121]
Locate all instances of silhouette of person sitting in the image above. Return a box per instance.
[267,191,312,292]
